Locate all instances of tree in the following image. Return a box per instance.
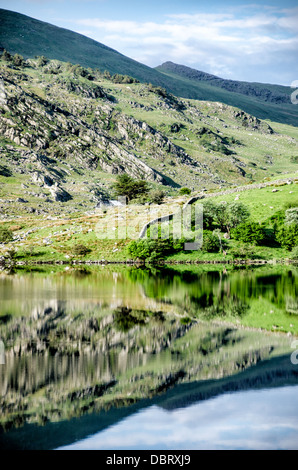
[12,54,24,67]
[0,227,13,243]
[213,202,250,234]
[201,201,218,229]
[113,174,150,202]
[103,70,111,80]
[37,55,49,67]
[1,49,11,61]
[228,202,250,229]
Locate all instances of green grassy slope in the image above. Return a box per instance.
[1,8,298,126]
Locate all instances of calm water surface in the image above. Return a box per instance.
[58,386,298,450]
[0,265,297,450]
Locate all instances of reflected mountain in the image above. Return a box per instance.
[0,265,297,449]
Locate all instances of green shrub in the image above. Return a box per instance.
[229,244,257,260]
[0,227,13,243]
[72,244,91,256]
[180,317,192,325]
[111,73,139,84]
[36,55,49,67]
[149,189,165,204]
[12,54,24,67]
[231,221,266,245]
[179,187,191,196]
[1,49,11,62]
[276,224,298,250]
[127,237,185,261]
[202,230,221,253]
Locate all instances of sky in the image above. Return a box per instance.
[58,386,298,450]
[0,0,298,85]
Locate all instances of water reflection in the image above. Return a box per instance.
[59,386,298,450]
[0,265,297,448]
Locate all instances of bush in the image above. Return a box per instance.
[276,224,298,250]
[231,221,265,245]
[148,83,168,98]
[72,244,91,256]
[111,73,139,84]
[229,244,257,260]
[202,230,221,253]
[1,49,11,62]
[127,237,185,261]
[12,54,24,67]
[179,187,191,196]
[36,55,49,67]
[0,227,13,243]
[5,248,17,261]
[149,189,165,204]
[127,239,150,260]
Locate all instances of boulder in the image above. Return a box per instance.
[49,184,72,202]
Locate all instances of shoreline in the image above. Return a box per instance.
[1,258,297,268]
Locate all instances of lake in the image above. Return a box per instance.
[0,264,297,450]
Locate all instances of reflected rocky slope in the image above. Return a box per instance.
[0,265,297,434]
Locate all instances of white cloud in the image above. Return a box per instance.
[72,6,298,84]
[57,386,298,450]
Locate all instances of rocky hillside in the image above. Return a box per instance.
[0,284,293,432]
[0,56,298,217]
[1,8,298,126]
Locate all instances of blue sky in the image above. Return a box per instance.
[1,0,298,85]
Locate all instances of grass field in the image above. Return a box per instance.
[1,176,297,264]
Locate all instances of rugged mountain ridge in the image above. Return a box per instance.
[0,56,298,218]
[157,61,292,105]
[1,8,298,126]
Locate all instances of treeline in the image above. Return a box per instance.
[101,70,139,84]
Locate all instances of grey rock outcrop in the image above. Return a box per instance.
[49,183,72,202]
